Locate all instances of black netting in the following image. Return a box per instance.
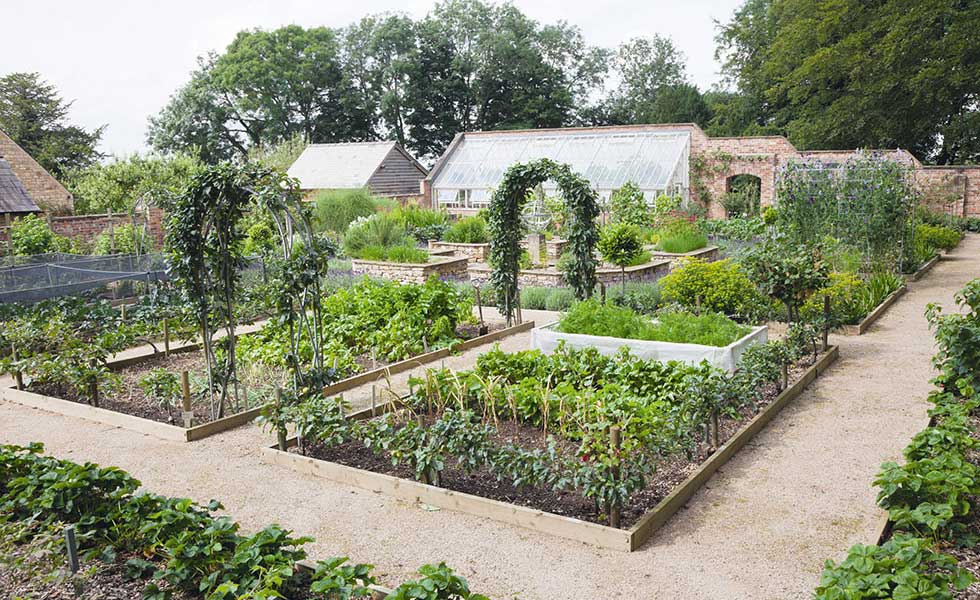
[0,253,170,303]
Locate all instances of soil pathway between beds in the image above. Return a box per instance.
[2,237,979,599]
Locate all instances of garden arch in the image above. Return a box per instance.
[724,174,763,217]
[488,159,599,324]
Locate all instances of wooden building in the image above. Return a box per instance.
[287,141,428,200]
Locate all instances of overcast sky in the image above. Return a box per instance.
[0,0,744,158]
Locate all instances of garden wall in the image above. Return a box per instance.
[48,207,167,248]
[352,255,469,284]
[467,259,670,288]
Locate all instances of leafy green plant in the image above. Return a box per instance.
[741,235,830,322]
[916,223,962,253]
[609,181,649,228]
[814,534,971,600]
[314,188,379,233]
[139,368,182,419]
[343,213,413,259]
[9,213,71,255]
[558,301,748,346]
[387,563,489,600]
[443,216,489,244]
[660,258,763,320]
[92,222,151,255]
[597,222,644,295]
[393,204,450,243]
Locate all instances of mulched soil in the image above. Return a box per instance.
[298,353,820,529]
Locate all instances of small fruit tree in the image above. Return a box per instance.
[597,223,643,296]
[488,159,599,323]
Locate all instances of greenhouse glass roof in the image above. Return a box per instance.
[431,129,691,192]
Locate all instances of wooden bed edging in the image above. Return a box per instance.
[263,346,839,552]
[320,321,535,397]
[841,285,907,336]
[626,345,839,550]
[1,386,265,443]
[908,254,940,282]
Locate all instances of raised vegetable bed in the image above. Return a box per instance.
[352,255,469,284]
[840,284,907,336]
[263,346,839,551]
[531,321,768,372]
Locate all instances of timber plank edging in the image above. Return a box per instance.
[841,285,908,336]
[263,346,839,552]
[321,320,535,397]
[908,254,940,282]
[1,385,264,443]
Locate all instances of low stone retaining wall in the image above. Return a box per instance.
[467,259,670,288]
[648,245,720,269]
[352,256,469,284]
[427,241,489,261]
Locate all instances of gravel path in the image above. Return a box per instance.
[2,239,978,599]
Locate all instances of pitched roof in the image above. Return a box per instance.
[287,141,410,189]
[0,158,41,213]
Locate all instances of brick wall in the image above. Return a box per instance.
[0,129,74,214]
[49,207,166,248]
[916,167,980,217]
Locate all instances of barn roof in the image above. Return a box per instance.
[287,141,424,190]
[0,158,41,213]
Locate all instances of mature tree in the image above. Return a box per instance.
[64,153,200,214]
[647,84,713,125]
[148,26,371,162]
[604,35,688,124]
[717,0,980,163]
[0,72,103,177]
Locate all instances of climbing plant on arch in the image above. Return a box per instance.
[488,159,600,323]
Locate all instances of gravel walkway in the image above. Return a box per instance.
[2,238,978,599]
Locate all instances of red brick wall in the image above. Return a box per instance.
[916,167,980,218]
[49,207,166,249]
[0,129,74,214]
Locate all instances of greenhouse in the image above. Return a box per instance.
[428,127,691,211]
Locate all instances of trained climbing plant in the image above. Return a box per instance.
[165,163,262,420]
[488,159,599,323]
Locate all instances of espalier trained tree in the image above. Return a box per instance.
[488,159,599,324]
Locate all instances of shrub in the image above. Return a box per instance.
[661,258,762,320]
[314,188,378,233]
[598,223,644,294]
[444,216,489,244]
[916,223,962,253]
[741,235,830,322]
[343,213,412,258]
[800,271,865,326]
[393,204,449,243]
[385,245,430,264]
[9,214,71,255]
[92,223,151,255]
[609,282,661,314]
[654,217,707,253]
[609,181,649,227]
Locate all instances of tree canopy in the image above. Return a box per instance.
[0,72,104,177]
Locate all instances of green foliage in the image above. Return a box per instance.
[343,213,416,259]
[926,279,980,393]
[741,235,830,322]
[245,132,308,173]
[721,175,761,217]
[559,300,749,347]
[315,188,380,234]
[9,214,71,255]
[608,182,649,228]
[92,223,151,255]
[489,159,599,320]
[139,368,182,417]
[916,223,962,253]
[443,216,489,244]
[0,444,480,600]
[654,217,707,253]
[660,258,762,320]
[700,216,765,241]
[392,204,450,243]
[0,72,103,178]
[814,534,971,600]
[598,223,644,268]
[65,154,200,215]
[776,155,916,269]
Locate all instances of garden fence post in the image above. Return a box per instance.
[610,426,621,528]
[64,526,79,574]
[822,294,830,351]
[274,387,287,450]
[11,345,23,390]
[181,371,193,428]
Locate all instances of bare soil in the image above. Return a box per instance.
[298,354,818,529]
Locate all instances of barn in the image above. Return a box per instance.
[287,141,428,200]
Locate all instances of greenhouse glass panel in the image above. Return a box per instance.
[432,129,691,205]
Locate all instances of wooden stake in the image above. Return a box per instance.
[64,526,79,574]
[89,359,99,407]
[275,387,286,450]
[516,301,523,325]
[600,282,606,304]
[822,294,830,351]
[610,426,621,529]
[11,344,23,390]
[371,385,377,417]
[781,363,788,392]
[474,285,484,325]
[181,371,193,428]
[120,303,126,321]
[696,294,702,316]
[711,410,720,448]
[163,320,171,356]
[422,336,429,353]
